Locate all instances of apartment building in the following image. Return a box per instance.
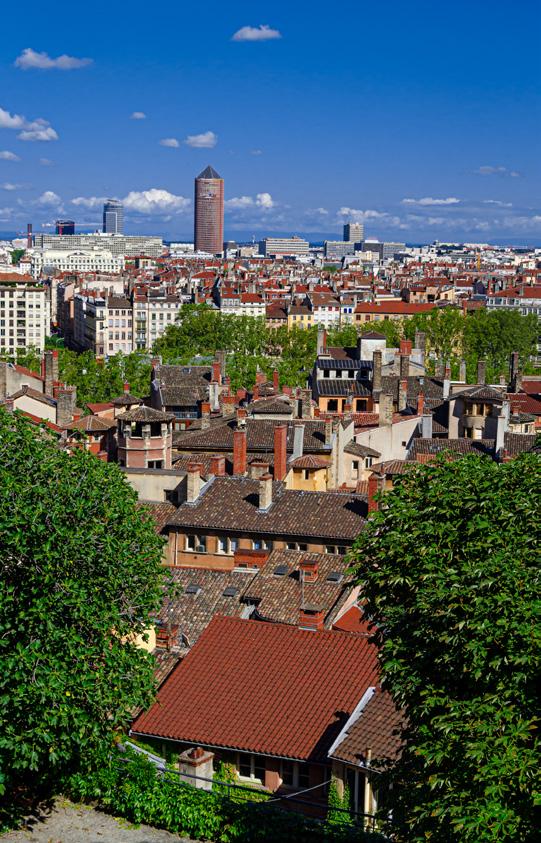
[33,232,164,257]
[259,237,309,258]
[0,273,50,353]
[133,290,183,349]
[30,248,125,279]
[73,291,132,355]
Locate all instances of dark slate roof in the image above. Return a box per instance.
[173,419,331,455]
[153,364,211,408]
[166,477,367,541]
[251,398,293,415]
[451,385,505,403]
[329,688,405,768]
[197,165,222,180]
[381,375,444,404]
[408,437,496,459]
[244,550,352,627]
[172,452,234,476]
[121,406,175,423]
[317,359,372,371]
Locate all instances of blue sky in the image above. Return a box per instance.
[0,0,540,243]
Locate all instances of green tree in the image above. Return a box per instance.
[463,309,539,383]
[0,409,166,808]
[10,248,25,265]
[405,307,465,369]
[348,454,541,842]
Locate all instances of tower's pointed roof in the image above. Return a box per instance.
[197,165,222,180]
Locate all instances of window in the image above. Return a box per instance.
[238,754,265,783]
[328,399,338,412]
[185,534,206,552]
[302,469,310,480]
[287,541,307,551]
[365,457,373,468]
[280,761,310,789]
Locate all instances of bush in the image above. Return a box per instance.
[65,750,385,842]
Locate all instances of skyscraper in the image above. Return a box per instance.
[55,219,75,235]
[343,222,364,243]
[194,166,224,254]
[103,199,125,234]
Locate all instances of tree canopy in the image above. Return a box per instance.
[0,409,166,806]
[348,453,541,842]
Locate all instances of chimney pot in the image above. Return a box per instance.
[477,359,486,385]
[186,462,203,503]
[258,473,273,510]
[273,369,279,392]
[210,455,226,477]
[123,382,130,394]
[368,472,383,513]
[372,349,382,394]
[417,392,425,415]
[299,558,318,582]
[212,360,221,384]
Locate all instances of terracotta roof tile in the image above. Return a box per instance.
[132,616,379,762]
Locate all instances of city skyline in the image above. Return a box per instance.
[0,0,540,244]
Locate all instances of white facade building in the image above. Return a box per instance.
[30,248,125,279]
[259,237,309,258]
[0,274,50,353]
[32,233,163,258]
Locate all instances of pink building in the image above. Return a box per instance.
[194,166,224,255]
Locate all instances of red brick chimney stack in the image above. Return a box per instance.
[210,455,226,476]
[233,429,247,476]
[273,424,288,481]
[123,382,130,394]
[273,369,279,392]
[368,473,383,513]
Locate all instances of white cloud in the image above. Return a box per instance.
[0,107,58,141]
[18,125,58,142]
[475,165,520,178]
[226,192,274,210]
[402,197,460,206]
[130,111,146,120]
[1,183,21,191]
[122,189,190,214]
[159,137,179,148]
[15,48,92,70]
[0,150,20,161]
[71,195,105,208]
[35,190,62,206]
[232,25,282,42]
[39,158,53,166]
[184,131,217,149]
[250,148,263,156]
[483,199,513,207]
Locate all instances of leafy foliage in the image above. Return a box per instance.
[327,777,353,826]
[348,453,541,842]
[10,248,25,265]
[0,410,166,810]
[65,749,382,842]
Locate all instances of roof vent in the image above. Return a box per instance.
[273,565,289,577]
[326,571,343,583]
[222,586,239,598]
[185,584,201,595]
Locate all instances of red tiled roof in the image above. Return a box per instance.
[132,616,379,762]
[332,604,372,636]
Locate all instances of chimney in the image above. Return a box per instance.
[200,401,211,429]
[212,360,221,384]
[220,394,236,417]
[42,350,59,396]
[249,459,269,479]
[317,327,327,356]
[398,379,408,411]
[477,360,486,385]
[299,388,312,419]
[258,473,273,510]
[372,350,382,394]
[123,382,130,394]
[324,418,333,447]
[210,455,226,477]
[435,360,444,379]
[459,359,467,382]
[298,607,325,632]
[252,385,259,401]
[56,385,77,427]
[443,365,451,400]
[256,370,266,386]
[368,473,383,513]
[233,429,247,476]
[293,423,305,460]
[299,558,318,582]
[399,353,409,382]
[186,462,203,503]
[414,329,426,361]
[496,400,510,454]
[378,392,393,426]
[236,407,247,428]
[273,369,279,393]
[209,381,220,412]
[417,392,425,415]
[274,424,288,481]
[400,339,412,356]
[421,412,433,439]
[509,351,521,392]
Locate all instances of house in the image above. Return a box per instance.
[164,468,367,570]
[132,615,389,818]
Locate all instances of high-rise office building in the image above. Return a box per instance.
[55,219,75,235]
[194,166,224,254]
[103,199,125,234]
[343,222,364,243]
